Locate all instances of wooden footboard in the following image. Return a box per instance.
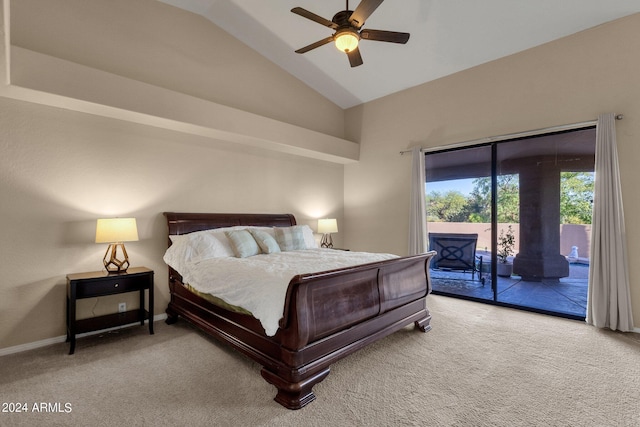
[263,252,435,408]
[163,212,436,409]
[281,253,433,350]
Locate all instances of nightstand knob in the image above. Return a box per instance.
[114,283,119,288]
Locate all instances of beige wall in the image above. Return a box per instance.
[0,0,347,351]
[2,2,639,351]
[5,0,357,164]
[344,13,640,328]
[10,0,345,139]
[0,96,345,350]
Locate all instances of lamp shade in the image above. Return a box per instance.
[334,31,359,52]
[95,218,139,243]
[318,218,338,234]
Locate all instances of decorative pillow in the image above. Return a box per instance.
[274,226,307,251]
[225,229,260,258]
[250,226,276,237]
[249,228,281,254]
[273,225,318,250]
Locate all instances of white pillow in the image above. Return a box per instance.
[299,224,318,249]
[163,225,313,270]
[163,229,236,273]
[194,233,234,259]
[163,235,197,275]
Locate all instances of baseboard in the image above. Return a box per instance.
[0,313,167,357]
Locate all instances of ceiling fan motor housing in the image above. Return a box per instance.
[332,10,355,27]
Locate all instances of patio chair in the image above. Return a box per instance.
[428,232,485,285]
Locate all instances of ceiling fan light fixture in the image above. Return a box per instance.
[292,0,408,66]
[334,30,359,52]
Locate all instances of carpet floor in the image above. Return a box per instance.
[1,295,639,426]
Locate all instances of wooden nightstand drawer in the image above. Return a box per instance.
[75,275,145,298]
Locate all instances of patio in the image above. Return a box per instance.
[430,262,588,319]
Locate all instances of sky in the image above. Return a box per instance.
[426,178,475,196]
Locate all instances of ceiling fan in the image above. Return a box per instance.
[291,0,410,68]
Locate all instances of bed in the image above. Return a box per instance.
[163,212,436,409]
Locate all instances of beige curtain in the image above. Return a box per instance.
[586,113,634,331]
[409,147,427,255]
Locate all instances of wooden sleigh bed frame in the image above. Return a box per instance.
[163,212,436,409]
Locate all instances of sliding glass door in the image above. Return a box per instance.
[426,144,494,301]
[425,128,595,319]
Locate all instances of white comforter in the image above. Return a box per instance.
[178,248,398,336]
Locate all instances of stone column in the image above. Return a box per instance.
[512,160,569,282]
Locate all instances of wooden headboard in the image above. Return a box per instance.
[163,212,297,236]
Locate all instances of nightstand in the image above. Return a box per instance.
[66,267,154,354]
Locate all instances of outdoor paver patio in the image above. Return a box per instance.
[430,263,588,318]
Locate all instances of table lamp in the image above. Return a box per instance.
[95,218,139,273]
[318,218,338,248]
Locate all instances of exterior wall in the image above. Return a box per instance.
[427,223,591,261]
[560,224,592,261]
[344,13,640,328]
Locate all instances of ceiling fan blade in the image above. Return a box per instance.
[349,0,384,29]
[295,36,334,54]
[360,29,410,44]
[291,7,338,29]
[347,47,363,67]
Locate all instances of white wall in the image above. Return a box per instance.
[344,13,640,328]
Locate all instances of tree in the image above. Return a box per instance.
[560,172,594,224]
[425,171,593,225]
[467,174,519,223]
[426,190,470,222]
[466,178,490,223]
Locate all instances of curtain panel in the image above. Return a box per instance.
[409,147,427,255]
[587,113,634,331]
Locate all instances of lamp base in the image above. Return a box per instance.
[320,234,334,249]
[103,243,130,273]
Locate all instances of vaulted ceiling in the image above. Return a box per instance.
[159,1,640,108]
